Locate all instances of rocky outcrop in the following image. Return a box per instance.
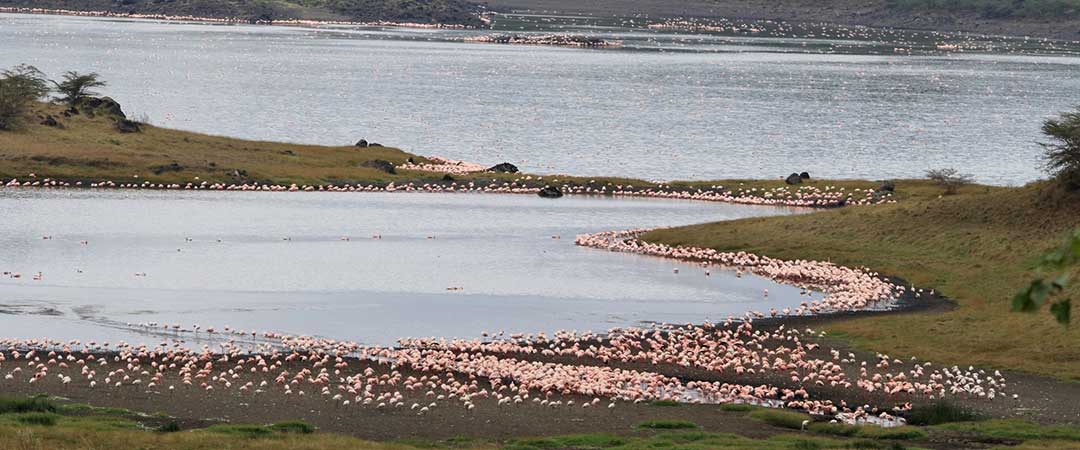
[152,162,184,175]
[39,115,63,128]
[355,139,369,148]
[488,162,519,173]
[785,173,802,185]
[537,186,563,198]
[75,96,125,119]
[114,119,141,133]
[361,159,396,174]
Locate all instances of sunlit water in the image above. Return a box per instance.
[3,13,1080,184]
[0,189,812,345]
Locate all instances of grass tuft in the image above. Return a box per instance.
[0,396,57,414]
[269,421,315,434]
[637,420,698,430]
[906,401,981,426]
[11,412,60,426]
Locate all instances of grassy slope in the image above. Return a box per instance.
[644,180,1080,380]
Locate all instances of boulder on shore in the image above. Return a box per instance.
[785,173,803,185]
[442,174,455,182]
[114,119,141,133]
[360,159,396,174]
[75,96,125,119]
[355,139,368,148]
[489,162,519,173]
[39,115,63,128]
[879,180,896,192]
[800,172,810,180]
[537,186,563,198]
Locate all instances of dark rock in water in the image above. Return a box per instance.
[355,139,368,148]
[537,186,563,198]
[39,115,63,128]
[152,162,184,175]
[879,180,896,192]
[76,96,125,119]
[785,173,803,185]
[489,162,519,173]
[361,159,396,174]
[442,174,455,182]
[114,119,141,133]
[800,172,810,180]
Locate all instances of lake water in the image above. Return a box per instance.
[0,189,809,345]
[3,12,1080,184]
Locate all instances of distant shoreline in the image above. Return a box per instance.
[0,7,482,29]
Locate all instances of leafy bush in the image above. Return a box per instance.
[1041,108,1080,190]
[0,64,50,130]
[748,408,812,429]
[157,422,182,433]
[0,396,57,414]
[52,71,106,106]
[637,419,698,429]
[906,401,981,425]
[925,168,974,195]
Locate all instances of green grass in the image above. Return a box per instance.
[207,424,276,437]
[809,423,926,441]
[643,180,1080,380]
[720,403,760,412]
[749,409,813,430]
[9,412,60,426]
[935,419,1080,441]
[270,420,316,434]
[637,419,699,429]
[650,399,682,407]
[905,401,981,426]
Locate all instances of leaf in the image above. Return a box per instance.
[1029,279,1051,306]
[1050,298,1072,326]
[1012,289,1036,313]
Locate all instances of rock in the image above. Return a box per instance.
[229,169,247,178]
[355,139,368,148]
[800,172,810,180]
[442,174,455,182]
[368,142,383,147]
[39,115,63,128]
[785,173,802,185]
[281,150,295,156]
[75,96,125,119]
[360,159,396,174]
[152,162,184,175]
[879,180,896,192]
[114,119,141,133]
[537,186,563,198]
[64,107,79,116]
[488,162,519,174]
[407,157,416,164]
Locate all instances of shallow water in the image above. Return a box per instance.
[0,189,812,345]
[3,13,1080,184]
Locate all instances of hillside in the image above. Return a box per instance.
[0,0,484,25]
[644,181,1080,380]
[480,0,1080,41]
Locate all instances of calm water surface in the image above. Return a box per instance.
[0,190,810,345]
[3,13,1079,184]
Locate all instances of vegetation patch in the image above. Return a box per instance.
[935,419,1080,441]
[269,420,315,434]
[748,409,813,430]
[0,396,57,414]
[905,401,981,426]
[637,420,699,430]
[10,412,60,426]
[719,403,759,412]
[650,399,681,407]
[206,424,275,437]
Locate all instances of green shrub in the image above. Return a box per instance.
[748,408,812,430]
[719,403,758,412]
[906,401,981,425]
[157,422,182,433]
[637,419,698,429]
[0,396,57,414]
[13,412,60,426]
[269,420,315,434]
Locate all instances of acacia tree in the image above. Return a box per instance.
[1041,108,1080,189]
[52,71,106,105]
[1013,228,1079,325]
[0,64,50,131]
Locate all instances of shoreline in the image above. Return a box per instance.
[0,7,482,29]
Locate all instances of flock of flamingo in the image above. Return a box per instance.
[0,164,1007,430]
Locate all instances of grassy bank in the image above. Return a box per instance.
[643,180,1080,380]
[5,395,1080,449]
